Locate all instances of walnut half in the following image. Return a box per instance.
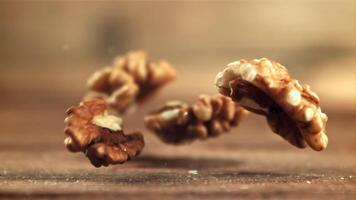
[144,95,248,144]
[64,98,144,167]
[215,58,328,151]
[85,50,176,113]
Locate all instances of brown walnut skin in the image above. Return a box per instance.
[229,78,305,148]
[64,98,144,167]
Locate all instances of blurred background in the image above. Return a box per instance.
[0,0,355,198]
[0,0,354,110]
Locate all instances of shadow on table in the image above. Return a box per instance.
[130,155,242,170]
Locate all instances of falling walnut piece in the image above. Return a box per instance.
[64,98,144,167]
[215,58,328,151]
[85,50,176,113]
[144,95,248,144]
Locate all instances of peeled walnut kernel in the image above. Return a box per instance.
[215,58,328,151]
[86,50,176,113]
[92,113,122,131]
[144,94,248,144]
[64,98,144,167]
